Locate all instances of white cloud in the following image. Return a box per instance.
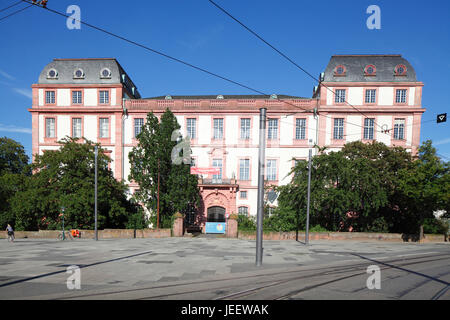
[0,69,15,81]
[0,124,32,134]
[434,137,450,146]
[13,88,32,99]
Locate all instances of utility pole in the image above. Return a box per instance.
[157,159,160,229]
[305,148,312,245]
[94,146,98,241]
[256,108,267,266]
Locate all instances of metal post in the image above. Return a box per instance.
[62,207,65,240]
[157,159,160,229]
[256,108,267,266]
[305,148,312,245]
[95,146,98,241]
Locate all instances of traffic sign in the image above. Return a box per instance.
[437,113,447,123]
[267,190,278,203]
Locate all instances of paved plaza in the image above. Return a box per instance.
[0,237,449,300]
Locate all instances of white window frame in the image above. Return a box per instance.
[99,118,109,138]
[363,118,375,140]
[266,159,277,181]
[268,119,278,140]
[99,90,109,104]
[295,118,306,140]
[394,118,405,140]
[240,118,251,140]
[72,118,82,138]
[45,118,55,138]
[333,118,344,140]
[213,118,223,140]
[187,118,196,139]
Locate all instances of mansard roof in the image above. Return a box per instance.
[37,58,141,98]
[322,54,418,83]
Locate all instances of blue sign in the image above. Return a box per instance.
[205,222,226,234]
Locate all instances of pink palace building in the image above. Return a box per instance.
[29,54,425,229]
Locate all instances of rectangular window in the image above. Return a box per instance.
[187,118,196,139]
[72,91,82,104]
[45,91,55,104]
[335,89,346,103]
[213,118,223,139]
[45,118,55,138]
[240,118,251,140]
[395,89,407,103]
[240,191,247,199]
[266,159,277,181]
[239,159,250,181]
[363,118,375,140]
[72,118,82,138]
[99,118,109,138]
[333,118,344,140]
[134,118,144,138]
[365,89,376,103]
[238,206,248,216]
[295,118,306,140]
[394,118,405,140]
[268,119,278,140]
[99,90,109,104]
[212,158,222,180]
[190,158,196,168]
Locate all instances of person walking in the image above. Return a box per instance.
[6,224,14,242]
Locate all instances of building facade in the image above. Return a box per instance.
[29,55,425,229]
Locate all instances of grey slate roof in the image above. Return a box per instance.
[322,55,418,82]
[38,58,141,98]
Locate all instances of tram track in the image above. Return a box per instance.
[51,252,450,300]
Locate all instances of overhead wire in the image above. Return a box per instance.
[0,2,31,22]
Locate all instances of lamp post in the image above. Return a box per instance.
[256,108,267,266]
[61,206,65,240]
[305,148,312,245]
[94,146,98,241]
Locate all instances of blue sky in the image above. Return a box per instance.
[0,0,449,161]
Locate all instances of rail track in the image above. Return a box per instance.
[51,252,450,300]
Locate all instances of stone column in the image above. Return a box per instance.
[172,212,184,237]
[226,213,238,238]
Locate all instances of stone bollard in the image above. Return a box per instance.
[226,213,238,238]
[172,212,184,237]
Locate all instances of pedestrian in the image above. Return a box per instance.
[6,224,14,242]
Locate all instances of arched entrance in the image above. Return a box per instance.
[207,206,226,222]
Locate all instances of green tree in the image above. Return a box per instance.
[277,141,413,233]
[11,137,135,231]
[128,109,200,228]
[0,137,30,176]
[0,137,30,228]
[397,140,449,237]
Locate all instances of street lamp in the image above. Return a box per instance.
[61,206,65,240]
[94,146,98,241]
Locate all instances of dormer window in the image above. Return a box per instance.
[394,64,407,76]
[73,68,85,79]
[216,95,224,99]
[334,65,346,76]
[47,68,58,79]
[100,68,111,79]
[270,94,278,99]
[165,95,172,100]
[364,65,376,76]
